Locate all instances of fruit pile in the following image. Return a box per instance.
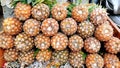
[0,2,120,68]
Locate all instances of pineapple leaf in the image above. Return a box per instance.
[67,3,76,17]
[34,48,40,57]
[27,0,32,4]
[80,51,87,60]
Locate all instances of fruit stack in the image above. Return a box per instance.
[0,1,120,68]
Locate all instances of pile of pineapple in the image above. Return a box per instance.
[0,1,120,68]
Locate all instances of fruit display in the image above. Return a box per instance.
[0,0,120,68]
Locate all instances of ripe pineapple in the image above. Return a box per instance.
[51,49,69,65]
[32,3,50,21]
[84,37,101,53]
[3,18,22,35]
[51,4,67,21]
[14,2,31,21]
[36,50,52,62]
[90,7,108,26]
[95,22,113,41]
[77,21,95,38]
[23,19,41,36]
[4,61,20,68]
[72,5,88,22]
[0,32,14,49]
[41,18,59,36]
[69,51,84,68]
[46,61,60,68]
[60,18,77,35]
[68,35,84,52]
[4,48,18,62]
[85,54,104,68]
[104,53,120,68]
[14,33,34,52]
[105,37,120,54]
[51,33,68,50]
[34,34,50,50]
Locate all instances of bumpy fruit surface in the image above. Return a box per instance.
[51,4,67,21]
[84,37,101,53]
[0,32,14,49]
[60,18,77,35]
[34,34,50,50]
[36,50,52,62]
[105,37,120,54]
[77,21,95,38]
[4,61,20,68]
[41,18,59,36]
[69,51,84,68]
[14,33,34,52]
[95,22,113,41]
[23,19,40,36]
[68,35,83,52]
[72,5,88,22]
[51,50,69,65]
[104,53,120,68]
[32,3,50,21]
[51,33,68,50]
[90,7,108,26]
[3,18,22,35]
[14,2,31,21]
[4,48,18,62]
[86,54,104,68]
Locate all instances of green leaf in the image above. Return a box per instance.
[27,0,32,4]
[80,51,87,60]
[34,48,40,57]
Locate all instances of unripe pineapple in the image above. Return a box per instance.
[60,18,77,35]
[23,19,40,36]
[32,3,50,21]
[51,49,69,65]
[68,35,83,52]
[104,53,120,68]
[90,7,108,26]
[51,4,67,21]
[72,5,88,22]
[14,2,31,21]
[18,50,34,67]
[51,33,68,50]
[3,18,22,35]
[36,50,52,62]
[69,51,84,68]
[85,54,104,68]
[34,34,50,50]
[14,33,34,52]
[95,22,113,41]
[77,21,95,38]
[84,37,101,53]
[105,37,120,54]
[41,18,59,36]
[4,48,18,62]
[4,61,20,68]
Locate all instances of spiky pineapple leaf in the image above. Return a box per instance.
[80,51,87,60]
[67,3,76,17]
[34,48,40,57]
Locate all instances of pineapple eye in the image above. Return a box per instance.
[78,10,83,14]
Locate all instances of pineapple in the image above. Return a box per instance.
[51,33,68,50]
[77,21,95,38]
[0,32,14,49]
[95,22,113,41]
[72,5,88,22]
[84,37,101,53]
[34,34,50,50]
[14,33,34,52]
[14,2,31,21]
[60,18,77,35]
[36,50,52,62]
[85,54,104,68]
[23,19,41,36]
[51,49,69,65]
[46,61,60,68]
[69,51,84,68]
[90,7,108,26]
[104,53,120,68]
[3,18,22,35]
[41,18,59,36]
[4,61,20,68]
[4,48,18,62]
[51,4,67,21]
[105,37,120,54]
[32,3,50,21]
[68,35,84,52]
